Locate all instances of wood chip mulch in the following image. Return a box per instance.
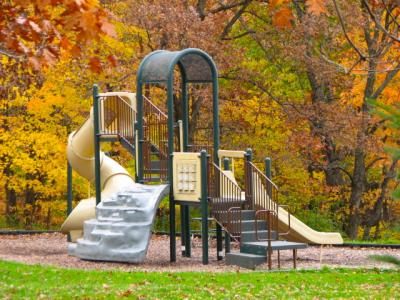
[0,233,399,272]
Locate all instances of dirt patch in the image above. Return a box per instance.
[0,233,399,272]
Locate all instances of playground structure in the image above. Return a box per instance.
[61,48,343,269]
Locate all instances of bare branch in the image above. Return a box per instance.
[333,166,354,184]
[221,30,255,40]
[332,0,367,60]
[210,0,251,14]
[361,0,400,43]
[220,0,252,39]
[0,48,23,60]
[372,62,400,99]
[366,157,386,171]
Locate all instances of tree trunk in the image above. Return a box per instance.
[347,148,366,239]
[362,159,398,239]
[5,182,17,226]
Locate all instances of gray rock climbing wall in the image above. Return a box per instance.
[68,184,169,263]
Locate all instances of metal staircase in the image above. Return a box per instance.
[142,96,182,182]
[209,160,307,270]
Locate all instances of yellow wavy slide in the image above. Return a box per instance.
[61,92,137,242]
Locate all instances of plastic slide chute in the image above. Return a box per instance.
[61,92,137,242]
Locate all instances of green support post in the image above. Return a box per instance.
[223,157,230,171]
[245,148,253,209]
[222,158,231,254]
[181,81,191,258]
[184,205,191,257]
[224,231,231,254]
[265,157,272,179]
[216,223,223,260]
[93,84,101,205]
[169,193,176,262]
[200,150,208,265]
[180,206,185,256]
[212,72,219,165]
[67,162,73,242]
[167,72,176,263]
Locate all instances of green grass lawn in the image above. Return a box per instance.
[0,261,399,299]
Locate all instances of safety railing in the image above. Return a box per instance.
[245,161,279,215]
[98,95,136,151]
[187,127,213,155]
[142,96,170,181]
[209,162,243,241]
[246,161,291,268]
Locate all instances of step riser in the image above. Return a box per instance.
[240,220,267,231]
[226,253,266,270]
[96,208,151,223]
[241,231,277,243]
[241,244,270,256]
[213,210,257,223]
[102,194,150,208]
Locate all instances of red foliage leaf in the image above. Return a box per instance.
[28,56,41,70]
[307,0,327,15]
[101,21,116,38]
[70,44,81,56]
[42,48,57,65]
[89,57,102,73]
[273,6,294,28]
[107,55,118,67]
[60,37,71,49]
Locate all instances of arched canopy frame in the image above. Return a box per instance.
[136,48,220,183]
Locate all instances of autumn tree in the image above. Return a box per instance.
[196,0,400,239]
[0,0,115,227]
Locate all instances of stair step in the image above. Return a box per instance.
[91,230,124,237]
[226,252,266,270]
[229,220,267,231]
[241,230,278,242]
[143,177,162,183]
[97,216,124,222]
[98,206,146,212]
[213,210,256,223]
[241,241,308,255]
[76,238,100,247]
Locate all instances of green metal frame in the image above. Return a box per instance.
[265,157,272,179]
[93,84,102,205]
[136,48,220,263]
[200,150,209,264]
[67,162,73,242]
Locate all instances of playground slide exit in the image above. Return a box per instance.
[277,206,343,244]
[61,92,136,242]
[226,170,342,244]
[254,175,343,244]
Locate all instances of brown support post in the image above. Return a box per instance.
[267,211,272,270]
[293,249,297,269]
[277,250,280,269]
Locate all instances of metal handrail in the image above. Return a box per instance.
[227,207,242,241]
[98,94,136,149]
[209,163,243,241]
[255,209,275,270]
[254,209,277,242]
[248,162,279,191]
[143,95,167,118]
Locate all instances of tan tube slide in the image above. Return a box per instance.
[254,175,343,244]
[61,92,137,242]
